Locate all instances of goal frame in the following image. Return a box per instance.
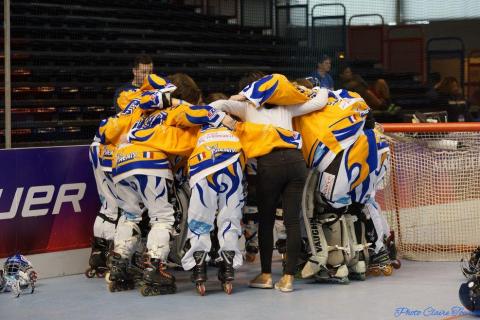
[380,122,480,259]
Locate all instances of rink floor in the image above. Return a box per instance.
[0,257,476,320]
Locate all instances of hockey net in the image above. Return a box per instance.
[378,123,480,261]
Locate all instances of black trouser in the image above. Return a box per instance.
[256,149,307,275]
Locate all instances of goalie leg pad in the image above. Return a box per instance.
[344,213,368,278]
[301,215,329,279]
[321,213,347,267]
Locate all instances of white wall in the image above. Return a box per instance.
[1,249,90,279]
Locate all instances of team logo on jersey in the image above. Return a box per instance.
[103,149,113,157]
[117,152,136,164]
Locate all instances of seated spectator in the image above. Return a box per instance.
[113,54,153,111]
[432,76,469,122]
[371,78,391,107]
[425,72,442,101]
[309,55,334,89]
[468,89,480,121]
[338,65,392,111]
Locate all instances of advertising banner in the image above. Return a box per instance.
[0,146,99,257]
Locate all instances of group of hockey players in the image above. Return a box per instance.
[86,71,400,296]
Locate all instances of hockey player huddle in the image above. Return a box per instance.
[87,72,399,296]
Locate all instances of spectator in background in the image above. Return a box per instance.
[371,78,391,107]
[113,54,154,111]
[309,55,334,89]
[338,64,393,111]
[426,72,442,101]
[468,89,480,121]
[432,76,469,122]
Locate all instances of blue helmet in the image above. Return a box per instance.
[462,246,480,279]
[4,254,33,278]
[459,277,480,315]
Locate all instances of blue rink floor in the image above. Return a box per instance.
[0,257,476,320]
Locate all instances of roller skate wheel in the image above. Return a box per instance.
[96,270,106,278]
[245,253,256,263]
[167,284,177,294]
[140,285,152,297]
[382,265,393,276]
[349,273,366,281]
[368,268,381,276]
[108,282,117,292]
[392,260,401,269]
[223,282,233,295]
[85,268,96,278]
[196,283,206,296]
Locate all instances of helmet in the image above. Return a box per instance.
[459,277,480,315]
[462,246,480,279]
[4,254,33,278]
[2,254,37,296]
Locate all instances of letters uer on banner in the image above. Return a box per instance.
[0,146,99,258]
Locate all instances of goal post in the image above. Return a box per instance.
[378,123,480,261]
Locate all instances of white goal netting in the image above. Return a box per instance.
[378,124,480,261]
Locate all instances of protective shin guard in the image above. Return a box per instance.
[114,218,141,259]
[146,223,172,261]
[344,214,368,279]
[301,170,327,278]
[301,217,329,279]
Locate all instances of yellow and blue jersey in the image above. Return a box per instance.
[240,73,310,108]
[160,103,302,186]
[186,123,303,187]
[188,126,244,187]
[233,122,302,159]
[116,74,177,111]
[156,103,241,186]
[164,103,225,128]
[112,109,199,183]
[97,144,115,172]
[293,89,370,171]
[92,100,145,173]
[96,75,182,181]
[319,128,389,208]
[127,103,230,186]
[347,129,390,205]
[112,140,190,183]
